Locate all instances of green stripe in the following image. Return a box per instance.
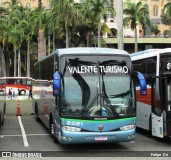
[61,117,136,123]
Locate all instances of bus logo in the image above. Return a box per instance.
[54,90,58,94]
[98,125,104,131]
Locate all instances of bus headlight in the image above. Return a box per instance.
[62,126,81,132]
[120,125,135,131]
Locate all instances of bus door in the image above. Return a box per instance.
[166,75,171,137]
[151,77,164,138]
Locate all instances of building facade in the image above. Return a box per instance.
[0,0,171,37]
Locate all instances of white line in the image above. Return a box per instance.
[26,134,50,136]
[0,134,50,137]
[18,116,29,147]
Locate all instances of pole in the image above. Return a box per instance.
[117,0,124,50]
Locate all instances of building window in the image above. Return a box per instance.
[106,0,114,19]
[153,5,158,16]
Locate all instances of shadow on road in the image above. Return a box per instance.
[136,127,171,146]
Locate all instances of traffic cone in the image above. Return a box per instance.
[16,99,21,116]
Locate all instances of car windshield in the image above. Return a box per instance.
[60,55,135,118]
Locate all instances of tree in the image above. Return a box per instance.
[162,2,171,25]
[87,0,115,47]
[51,0,83,48]
[6,24,24,76]
[19,8,34,77]
[123,0,150,52]
[151,23,160,36]
[30,0,47,61]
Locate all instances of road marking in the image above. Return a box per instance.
[18,116,29,147]
[26,134,50,136]
[0,134,50,138]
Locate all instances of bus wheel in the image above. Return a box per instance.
[1,115,4,125]
[49,114,58,143]
[0,115,1,125]
[0,113,4,125]
[19,90,26,95]
[149,115,152,137]
[35,103,40,122]
[4,102,6,114]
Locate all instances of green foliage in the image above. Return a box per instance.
[151,23,160,35]
[162,2,171,25]
[0,0,116,75]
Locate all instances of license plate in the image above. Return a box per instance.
[95,136,107,141]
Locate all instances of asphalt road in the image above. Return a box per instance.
[0,115,171,159]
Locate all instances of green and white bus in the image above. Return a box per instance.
[32,47,146,144]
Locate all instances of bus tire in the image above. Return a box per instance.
[0,112,4,125]
[19,89,26,95]
[49,113,59,143]
[1,114,4,125]
[35,103,40,122]
[4,102,6,114]
[0,115,1,125]
[149,115,152,137]
[49,113,54,135]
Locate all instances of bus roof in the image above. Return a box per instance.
[36,48,130,65]
[130,48,171,61]
[130,49,159,57]
[57,47,129,56]
[0,77,32,80]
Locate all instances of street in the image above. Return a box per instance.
[0,115,171,158]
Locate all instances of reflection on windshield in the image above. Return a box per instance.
[61,56,135,118]
[61,76,135,118]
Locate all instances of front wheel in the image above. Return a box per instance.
[49,114,59,143]
[35,103,40,122]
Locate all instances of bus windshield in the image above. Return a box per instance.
[60,55,135,119]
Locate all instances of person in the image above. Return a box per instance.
[13,89,15,98]
[8,89,12,100]
[18,87,21,96]
[29,87,32,99]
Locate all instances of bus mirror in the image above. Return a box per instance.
[53,71,61,96]
[136,72,147,95]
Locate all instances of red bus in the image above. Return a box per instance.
[1,77,32,100]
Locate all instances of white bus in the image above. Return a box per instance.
[131,48,171,138]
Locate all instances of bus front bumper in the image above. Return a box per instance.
[58,129,135,144]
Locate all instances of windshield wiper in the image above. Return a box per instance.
[109,90,130,98]
[84,93,103,116]
[83,93,119,117]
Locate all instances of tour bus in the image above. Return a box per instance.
[32,47,146,144]
[0,78,6,125]
[0,77,32,100]
[131,48,171,138]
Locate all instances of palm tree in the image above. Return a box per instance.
[31,8,48,61]
[19,8,34,77]
[123,0,150,52]
[77,1,98,47]
[6,4,25,76]
[51,0,83,48]
[87,0,115,48]
[162,2,171,25]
